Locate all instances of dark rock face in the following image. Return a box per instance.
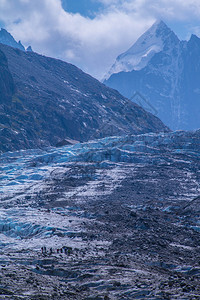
[104,22,200,131]
[0,49,15,104]
[0,43,168,153]
[55,138,79,147]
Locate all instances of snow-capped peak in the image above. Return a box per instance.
[104,20,179,79]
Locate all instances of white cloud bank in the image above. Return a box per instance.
[0,0,199,79]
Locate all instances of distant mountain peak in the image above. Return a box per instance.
[145,19,168,32]
[26,45,33,52]
[104,20,179,79]
[0,28,25,51]
[189,33,200,43]
[152,19,170,29]
[0,28,10,35]
[154,19,165,25]
[104,21,200,131]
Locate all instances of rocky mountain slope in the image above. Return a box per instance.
[0,42,168,153]
[104,20,200,131]
[0,130,199,299]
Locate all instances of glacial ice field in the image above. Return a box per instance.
[0,130,199,252]
[0,131,200,299]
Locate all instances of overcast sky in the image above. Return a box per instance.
[0,0,200,79]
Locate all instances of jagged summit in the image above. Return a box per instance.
[104,21,200,131]
[104,20,179,79]
[26,45,33,52]
[0,28,25,51]
[188,33,200,44]
[0,28,34,53]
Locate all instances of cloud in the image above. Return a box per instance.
[126,0,200,20]
[0,0,154,78]
[0,0,199,79]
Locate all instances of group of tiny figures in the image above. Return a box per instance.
[41,246,72,255]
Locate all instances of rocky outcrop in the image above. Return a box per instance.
[0,28,25,50]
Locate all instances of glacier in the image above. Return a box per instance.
[0,131,200,298]
[0,130,200,243]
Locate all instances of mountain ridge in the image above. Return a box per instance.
[0,28,25,51]
[0,42,169,153]
[104,20,179,80]
[104,20,200,131]
[0,28,33,52]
